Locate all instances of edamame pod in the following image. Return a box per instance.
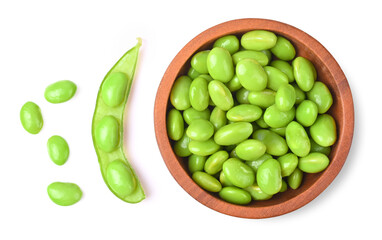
[101,73,129,107]
[207,47,234,82]
[213,35,240,54]
[47,182,82,206]
[256,158,282,195]
[91,39,145,203]
[232,50,269,66]
[214,122,253,146]
[307,81,333,113]
[170,75,192,110]
[20,101,43,134]
[47,135,70,166]
[192,171,222,192]
[270,36,296,61]
[226,104,262,122]
[167,109,184,141]
[44,80,77,103]
[285,121,311,157]
[208,80,234,111]
[241,30,277,51]
[189,76,209,111]
[299,152,329,173]
[236,59,268,91]
[292,57,317,92]
[219,186,252,205]
[310,114,337,147]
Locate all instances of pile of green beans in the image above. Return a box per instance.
[167,30,337,205]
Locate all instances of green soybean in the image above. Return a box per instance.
[183,107,210,125]
[208,80,234,111]
[241,30,277,51]
[191,50,210,74]
[47,135,69,166]
[219,186,252,205]
[47,182,82,206]
[44,80,77,104]
[270,36,296,61]
[307,81,333,113]
[264,66,289,91]
[173,132,192,157]
[248,89,276,108]
[101,73,128,107]
[310,114,337,147]
[236,59,268,91]
[292,56,317,92]
[204,150,229,175]
[167,109,184,141]
[213,35,240,54]
[170,75,192,110]
[232,50,269,66]
[287,168,303,189]
[189,76,209,111]
[256,158,282,195]
[20,101,43,134]
[210,107,227,130]
[285,121,311,157]
[263,104,295,128]
[235,88,250,104]
[296,100,318,127]
[188,155,206,174]
[91,39,144,203]
[188,139,220,156]
[207,47,234,82]
[310,138,331,156]
[280,180,288,192]
[235,139,266,161]
[275,84,296,111]
[188,67,200,79]
[270,60,294,82]
[222,158,255,188]
[186,119,214,141]
[245,153,273,172]
[214,122,253,146]
[269,127,286,137]
[226,75,242,92]
[245,183,273,200]
[299,152,329,173]
[277,153,298,177]
[219,171,234,187]
[292,83,306,104]
[192,171,222,192]
[253,129,288,156]
[226,104,262,122]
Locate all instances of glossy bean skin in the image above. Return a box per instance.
[264,66,289,91]
[277,153,298,177]
[47,182,82,206]
[226,104,262,122]
[188,139,220,156]
[192,171,222,192]
[91,40,144,203]
[204,150,229,175]
[248,89,276,108]
[186,119,214,141]
[263,105,295,128]
[270,36,296,61]
[20,101,43,134]
[213,35,240,54]
[191,50,210,74]
[47,135,69,166]
[292,83,306,104]
[310,138,331,156]
[253,129,288,156]
[269,127,286,137]
[170,75,192,110]
[236,59,268,91]
[106,160,137,197]
[280,180,288,192]
[245,183,273,200]
[219,186,252,205]
[256,159,282,195]
[189,77,209,111]
[235,88,250,104]
[173,132,192,157]
[101,73,128,107]
[270,60,294,82]
[299,152,329,173]
[188,67,200,79]
[310,114,337,147]
[210,107,227,130]
[219,171,234,187]
[208,80,234,111]
[275,84,296,111]
[287,168,303,189]
[207,47,234,82]
[307,81,333,114]
[232,50,269,66]
[183,108,210,125]
[167,109,184,141]
[45,80,77,104]
[292,57,317,92]
[188,155,206,174]
[226,75,242,92]
[245,153,273,172]
[296,100,318,127]
[241,30,277,51]
[214,122,253,146]
[222,158,255,188]
[235,139,266,161]
[285,121,311,157]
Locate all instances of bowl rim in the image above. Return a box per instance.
[154,18,354,219]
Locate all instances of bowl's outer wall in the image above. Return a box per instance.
[154,18,354,218]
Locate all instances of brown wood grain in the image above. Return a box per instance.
[154,18,354,218]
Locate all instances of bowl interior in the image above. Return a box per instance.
[155,18,354,218]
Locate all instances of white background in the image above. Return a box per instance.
[0,0,380,239]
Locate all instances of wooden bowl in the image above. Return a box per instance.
[154,18,354,218]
